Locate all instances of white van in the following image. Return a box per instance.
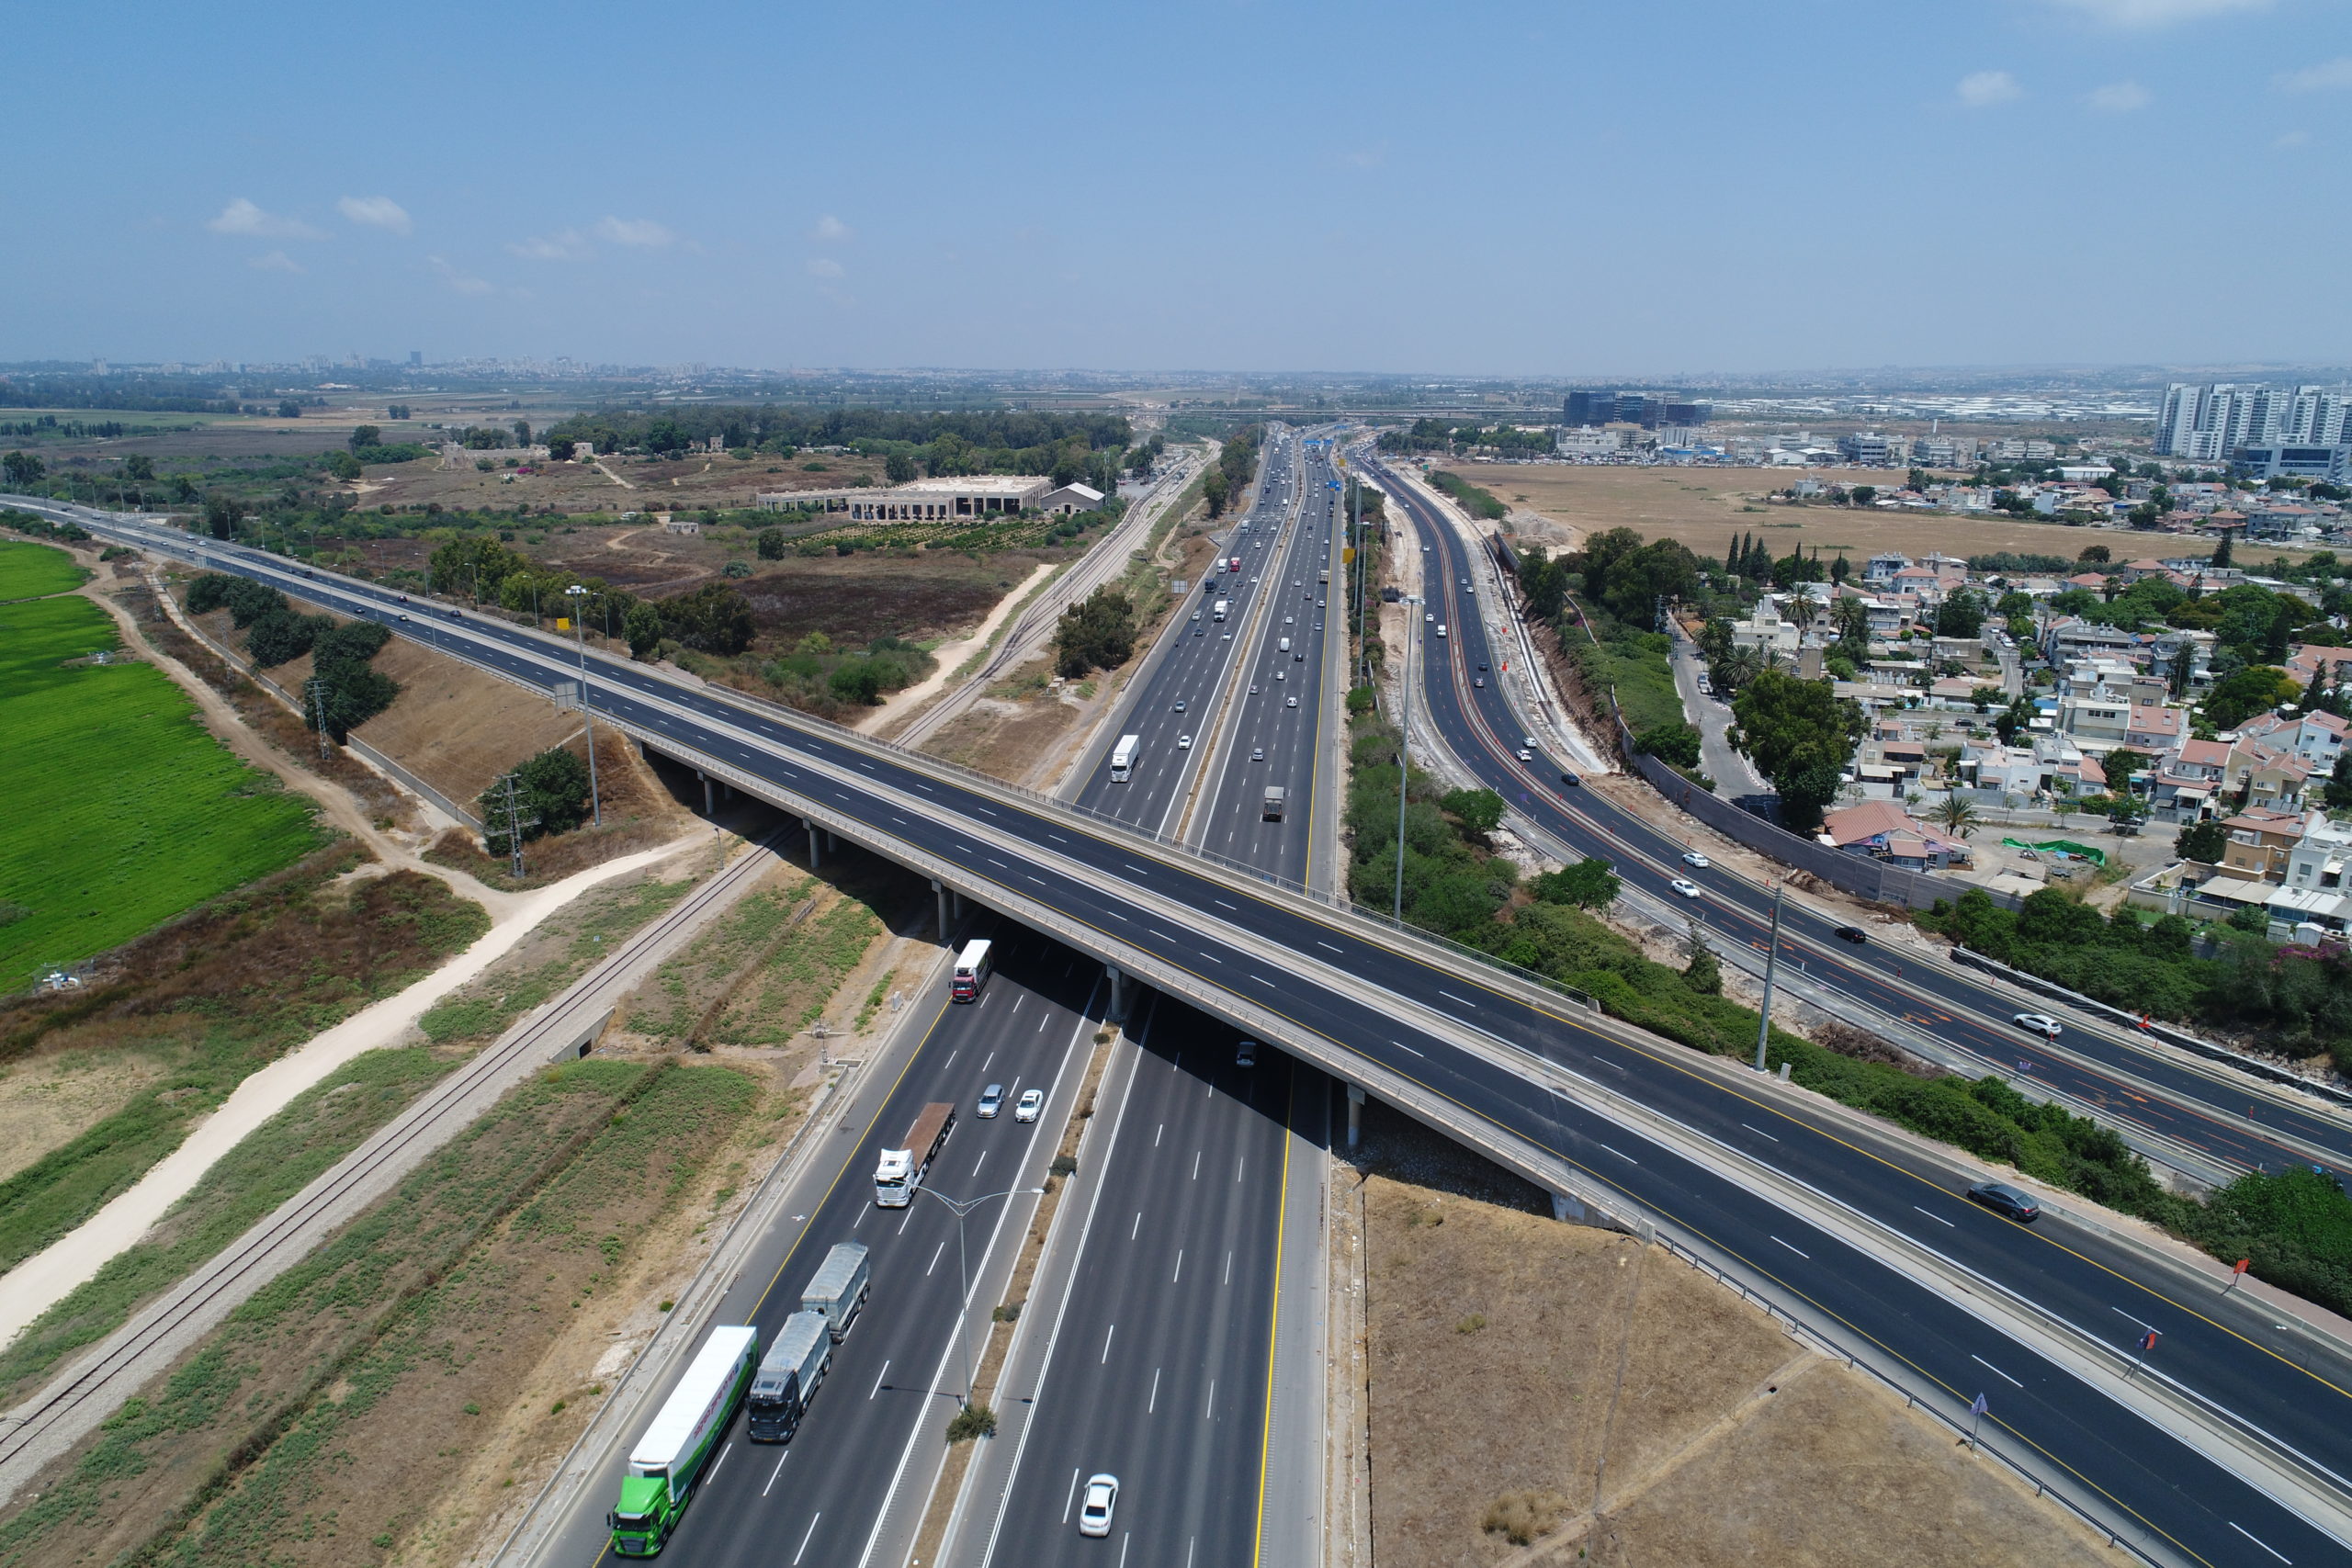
[1278,637,1291,654]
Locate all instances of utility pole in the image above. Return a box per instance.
[1394,592,1419,924]
[494,773,539,880]
[566,584,603,827]
[913,1185,1045,1408]
[1752,877,1786,1071]
[305,676,333,759]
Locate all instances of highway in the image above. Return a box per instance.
[967,428,1343,1567]
[1364,451,2352,1184]
[30,492,2352,1566]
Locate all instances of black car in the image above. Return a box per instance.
[1965,1181,2040,1223]
[1559,771,1581,788]
[1832,925,1867,945]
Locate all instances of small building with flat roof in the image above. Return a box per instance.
[756,475,1054,521]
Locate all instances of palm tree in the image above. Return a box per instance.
[1930,794,1980,840]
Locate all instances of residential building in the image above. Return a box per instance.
[1727,598,1802,659]
[1839,430,1904,467]
[1862,550,1908,585]
[2159,381,2352,461]
[2235,708,2349,772]
[2221,807,2310,883]
[2121,704,2188,757]
[1853,736,1929,799]
[1819,800,1972,868]
[2149,737,2232,820]
[2057,692,2132,748]
[2267,817,2352,941]
[1912,435,1968,468]
[2245,503,2327,542]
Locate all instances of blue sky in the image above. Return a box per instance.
[7,0,2349,376]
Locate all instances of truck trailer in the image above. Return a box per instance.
[1214,598,1230,622]
[1109,733,1140,783]
[1262,785,1287,822]
[607,1325,759,1555]
[875,1102,955,1206]
[745,1312,832,1442]
[801,1241,872,1339]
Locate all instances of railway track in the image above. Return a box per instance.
[0,828,786,1498]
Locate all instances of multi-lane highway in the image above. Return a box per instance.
[1363,451,2352,1184]
[28,490,2352,1566]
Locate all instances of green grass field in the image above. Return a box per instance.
[0,592,323,983]
[0,540,89,601]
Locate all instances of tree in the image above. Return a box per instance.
[1202,467,1230,518]
[121,454,156,483]
[885,451,918,484]
[1849,484,1877,508]
[1993,695,2034,745]
[1930,795,1980,839]
[2212,530,2234,570]
[1635,722,1701,769]
[277,400,302,419]
[1533,858,1620,909]
[2177,818,2228,864]
[1934,591,1987,639]
[325,450,362,481]
[202,491,248,539]
[349,424,382,453]
[1441,787,1506,836]
[1683,931,1721,994]
[2328,752,2352,811]
[1730,669,1869,829]
[829,660,886,705]
[2077,544,2110,564]
[1829,552,1850,583]
[548,437,576,462]
[513,419,533,446]
[757,527,786,559]
[2202,665,2296,729]
[660,583,756,655]
[1054,586,1136,677]
[480,747,593,854]
[4,450,45,489]
[245,607,325,667]
[623,602,665,660]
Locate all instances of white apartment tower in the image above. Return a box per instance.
[2156,382,2352,459]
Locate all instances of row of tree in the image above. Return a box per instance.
[184,573,399,739]
[1201,423,1263,519]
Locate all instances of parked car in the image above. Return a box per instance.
[2013,1012,2061,1038]
[977,1084,1004,1119]
[1965,1181,2041,1223]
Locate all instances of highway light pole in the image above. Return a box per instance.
[913,1184,1046,1408]
[565,584,603,828]
[1394,593,1420,924]
[1752,876,1786,1071]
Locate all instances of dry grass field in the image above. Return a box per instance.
[1351,1103,2120,1568]
[1436,460,2220,569]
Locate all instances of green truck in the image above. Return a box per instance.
[607,1325,758,1556]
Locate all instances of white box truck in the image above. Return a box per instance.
[607,1325,759,1555]
[745,1312,831,1442]
[1214,598,1230,622]
[1277,637,1290,654]
[1262,785,1287,822]
[1109,733,1140,783]
[801,1242,871,1340]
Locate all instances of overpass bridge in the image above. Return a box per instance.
[18,497,2352,1568]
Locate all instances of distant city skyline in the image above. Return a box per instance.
[10,0,2350,374]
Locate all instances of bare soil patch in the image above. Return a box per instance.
[1437,461,2148,566]
[0,1049,170,1184]
[1353,1102,2118,1568]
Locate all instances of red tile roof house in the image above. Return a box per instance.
[1819,800,1973,869]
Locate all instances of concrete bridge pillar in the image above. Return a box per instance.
[1105,964,1128,1022]
[951,889,964,920]
[1552,1191,1587,1224]
[804,818,821,868]
[933,878,949,941]
[1346,1083,1365,1149]
[826,829,839,855]
[699,772,715,816]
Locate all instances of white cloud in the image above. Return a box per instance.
[249,250,303,274]
[2037,0,2266,26]
[806,257,844,278]
[337,195,412,234]
[594,216,674,247]
[428,255,493,296]
[811,214,852,243]
[1957,70,2023,107]
[2278,57,2352,93]
[206,197,323,240]
[2086,80,2152,111]
[508,229,592,261]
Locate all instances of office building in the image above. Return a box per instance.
[1560,390,1708,429]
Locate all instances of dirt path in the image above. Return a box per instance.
[84,567,517,917]
[0,832,707,1351]
[592,458,634,490]
[856,560,1056,734]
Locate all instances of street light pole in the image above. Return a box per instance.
[1752,877,1787,1071]
[566,584,603,827]
[912,1184,1046,1408]
[1394,592,1419,924]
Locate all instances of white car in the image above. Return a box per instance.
[1014,1088,1045,1123]
[1078,1473,1119,1537]
[1177,734,1193,750]
[1285,695,1298,707]
[1681,851,1711,869]
[1669,878,1703,899]
[2014,1012,2062,1038]
[977,1083,1004,1119]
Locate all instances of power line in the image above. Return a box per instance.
[490,773,539,880]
